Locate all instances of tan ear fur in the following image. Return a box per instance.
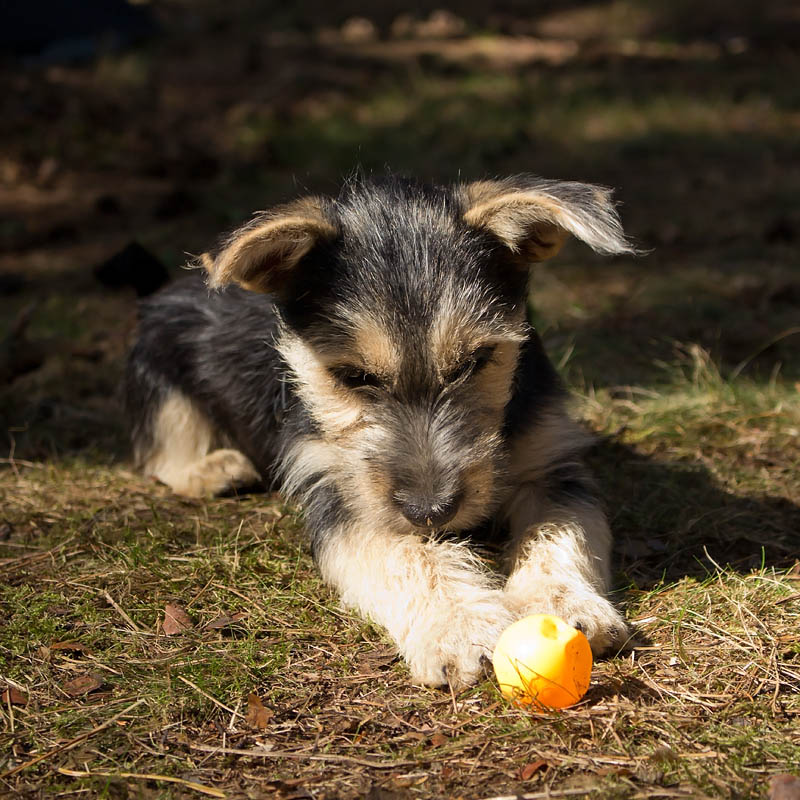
[463,178,634,263]
[204,197,337,294]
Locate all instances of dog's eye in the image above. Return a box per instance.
[332,366,383,392]
[473,345,495,372]
[445,345,496,385]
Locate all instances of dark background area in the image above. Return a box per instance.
[1,0,799,580]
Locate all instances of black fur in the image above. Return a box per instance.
[125,175,634,687]
[127,175,563,526]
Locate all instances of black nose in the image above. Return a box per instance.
[399,495,461,529]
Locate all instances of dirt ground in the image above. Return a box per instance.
[1,2,799,798]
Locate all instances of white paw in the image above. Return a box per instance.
[178,449,260,497]
[402,593,514,689]
[506,584,629,656]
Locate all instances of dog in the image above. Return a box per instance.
[125,174,634,689]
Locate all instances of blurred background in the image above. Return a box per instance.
[1,0,798,462]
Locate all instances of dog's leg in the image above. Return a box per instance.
[140,391,259,497]
[316,523,514,689]
[502,478,629,656]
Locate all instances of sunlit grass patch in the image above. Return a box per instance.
[2,374,798,797]
[583,343,799,487]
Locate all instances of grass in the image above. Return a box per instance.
[2,1,800,797]
[2,488,798,798]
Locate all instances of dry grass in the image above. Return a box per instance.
[1,460,798,798]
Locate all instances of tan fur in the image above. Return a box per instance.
[348,314,402,378]
[279,436,346,500]
[141,392,258,497]
[471,340,524,415]
[462,179,632,261]
[429,284,527,375]
[503,513,627,655]
[507,404,597,483]
[131,176,635,689]
[276,332,366,435]
[494,401,629,654]
[317,524,514,688]
[350,428,503,535]
[465,191,569,260]
[282,422,502,538]
[205,197,337,294]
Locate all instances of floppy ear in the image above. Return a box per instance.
[202,197,338,294]
[462,176,635,263]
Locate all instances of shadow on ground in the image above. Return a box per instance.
[591,440,800,588]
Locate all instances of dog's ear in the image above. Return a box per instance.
[462,176,635,263]
[202,197,338,294]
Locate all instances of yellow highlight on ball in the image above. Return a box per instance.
[492,614,593,709]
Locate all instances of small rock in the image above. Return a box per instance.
[94,242,169,297]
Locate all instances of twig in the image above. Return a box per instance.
[177,676,244,719]
[56,767,225,798]
[0,698,146,778]
[0,457,43,469]
[227,697,242,732]
[479,790,599,800]
[0,536,78,568]
[3,688,14,734]
[188,741,416,769]
[775,592,800,606]
[445,669,459,714]
[101,590,143,633]
[730,325,800,379]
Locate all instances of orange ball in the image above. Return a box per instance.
[492,614,592,709]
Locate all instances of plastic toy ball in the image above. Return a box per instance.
[492,614,593,709]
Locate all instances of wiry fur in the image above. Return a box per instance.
[125,174,635,688]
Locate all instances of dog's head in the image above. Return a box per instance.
[203,176,632,533]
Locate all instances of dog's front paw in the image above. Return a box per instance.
[402,593,514,689]
[506,585,629,657]
[564,594,630,656]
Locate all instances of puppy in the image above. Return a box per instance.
[126,175,634,688]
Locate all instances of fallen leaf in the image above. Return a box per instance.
[205,612,247,630]
[770,774,800,800]
[2,686,28,706]
[365,785,404,800]
[597,766,633,777]
[51,640,88,653]
[246,693,273,729]
[277,777,306,789]
[393,773,428,788]
[430,732,448,747]
[63,673,104,697]
[163,603,193,635]
[519,760,548,780]
[650,744,678,763]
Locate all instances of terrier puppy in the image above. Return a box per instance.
[126,175,634,688]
